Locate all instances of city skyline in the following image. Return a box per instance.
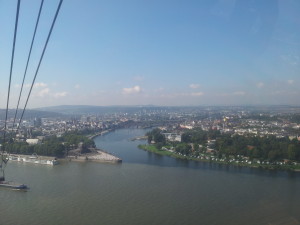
[0,0,299,108]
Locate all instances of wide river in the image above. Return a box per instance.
[1,128,300,225]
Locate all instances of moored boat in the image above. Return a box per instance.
[0,181,28,190]
[46,159,58,165]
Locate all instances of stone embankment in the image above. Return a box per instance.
[66,149,122,163]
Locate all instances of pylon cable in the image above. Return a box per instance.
[16,0,63,135]
[12,0,44,131]
[1,0,21,163]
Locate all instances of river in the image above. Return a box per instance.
[1,128,300,225]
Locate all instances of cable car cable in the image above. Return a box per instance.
[16,0,63,135]
[1,0,21,166]
[12,0,44,131]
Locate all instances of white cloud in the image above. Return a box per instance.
[189,84,200,89]
[34,82,47,88]
[34,88,68,98]
[190,92,204,96]
[54,92,67,98]
[36,88,50,97]
[75,84,80,89]
[287,80,294,85]
[15,82,48,89]
[256,82,264,88]
[122,85,142,94]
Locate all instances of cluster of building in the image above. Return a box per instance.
[0,115,129,144]
[159,112,300,141]
[0,106,299,146]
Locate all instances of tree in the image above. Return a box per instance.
[193,143,199,152]
[268,150,279,161]
[288,144,297,160]
[175,143,192,155]
[181,132,192,143]
[153,132,165,144]
[53,143,65,156]
[147,134,153,144]
[146,128,165,144]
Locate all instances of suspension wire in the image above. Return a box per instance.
[1,0,21,167]
[7,0,44,163]
[12,0,44,132]
[16,0,63,136]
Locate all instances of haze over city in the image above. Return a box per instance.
[0,0,299,108]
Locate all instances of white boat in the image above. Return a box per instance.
[46,160,58,165]
[29,153,38,159]
[17,157,23,162]
[8,156,18,160]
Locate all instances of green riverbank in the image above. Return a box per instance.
[138,144,300,172]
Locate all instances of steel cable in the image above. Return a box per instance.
[12,0,44,131]
[1,0,21,166]
[16,0,63,135]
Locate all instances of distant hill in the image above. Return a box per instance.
[0,108,63,120]
[34,105,173,115]
[33,104,300,115]
[35,105,105,114]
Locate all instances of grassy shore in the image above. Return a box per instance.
[138,144,300,172]
[138,144,185,159]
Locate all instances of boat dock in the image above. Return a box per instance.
[7,154,58,165]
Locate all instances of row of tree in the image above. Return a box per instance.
[3,132,96,157]
[215,134,300,161]
[146,128,300,161]
[181,128,221,144]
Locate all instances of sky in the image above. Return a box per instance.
[0,0,299,108]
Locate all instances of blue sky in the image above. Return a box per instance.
[0,0,299,108]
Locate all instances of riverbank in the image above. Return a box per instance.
[130,136,147,141]
[5,149,121,164]
[88,129,113,139]
[138,144,300,172]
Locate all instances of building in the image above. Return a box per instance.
[162,133,181,142]
[26,139,40,145]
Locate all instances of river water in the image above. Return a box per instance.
[1,128,300,225]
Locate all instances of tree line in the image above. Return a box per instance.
[215,134,300,161]
[2,132,95,157]
[146,128,300,161]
